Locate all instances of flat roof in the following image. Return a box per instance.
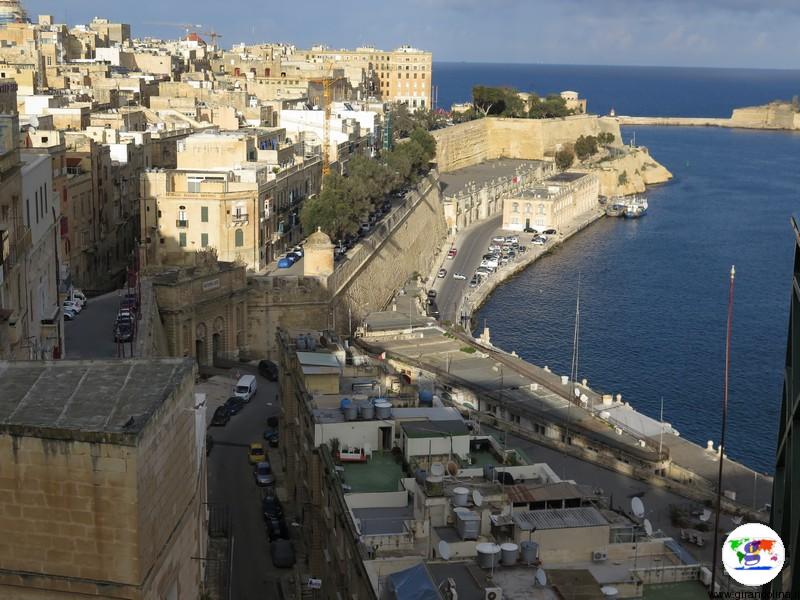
[439,158,547,198]
[547,171,587,183]
[0,359,194,443]
[296,351,341,368]
[401,419,469,438]
[512,507,608,531]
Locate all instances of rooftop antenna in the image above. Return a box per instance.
[710,265,736,597]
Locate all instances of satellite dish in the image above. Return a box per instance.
[644,518,653,537]
[438,540,451,561]
[473,489,483,507]
[631,497,645,518]
[446,461,459,477]
[700,509,711,522]
[732,515,743,525]
[535,568,547,586]
[574,387,581,397]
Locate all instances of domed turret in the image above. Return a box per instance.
[303,227,334,277]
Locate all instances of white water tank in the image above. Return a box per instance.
[476,543,501,569]
[374,401,392,419]
[520,541,539,564]
[500,543,519,566]
[560,375,569,385]
[452,487,469,507]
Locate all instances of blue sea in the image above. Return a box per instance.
[434,63,800,473]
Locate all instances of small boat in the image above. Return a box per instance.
[622,195,648,219]
[605,203,625,217]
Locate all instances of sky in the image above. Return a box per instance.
[21,0,800,69]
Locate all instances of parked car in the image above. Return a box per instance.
[290,245,304,257]
[254,461,275,486]
[233,374,257,402]
[258,359,279,381]
[475,267,490,276]
[270,539,296,568]
[114,324,133,343]
[452,272,467,280]
[426,290,437,299]
[277,257,293,269]
[523,226,538,234]
[506,236,519,244]
[263,429,279,447]
[262,495,284,520]
[492,235,506,243]
[266,516,290,541]
[447,248,457,259]
[249,442,266,465]
[532,237,545,246]
[210,406,231,426]
[63,300,82,314]
[359,223,370,234]
[63,308,77,321]
[224,396,245,415]
[538,234,549,242]
[286,252,302,262]
[437,269,447,278]
[71,290,88,308]
[469,276,480,288]
[426,301,440,319]
[543,229,557,235]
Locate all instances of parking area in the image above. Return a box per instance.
[64,289,137,359]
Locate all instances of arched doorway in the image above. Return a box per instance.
[212,333,221,366]
[196,323,207,365]
[212,316,225,365]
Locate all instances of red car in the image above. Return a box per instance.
[447,248,457,258]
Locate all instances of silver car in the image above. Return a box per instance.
[254,461,275,486]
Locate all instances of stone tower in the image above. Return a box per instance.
[303,227,334,278]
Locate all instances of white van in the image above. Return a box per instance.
[234,374,257,402]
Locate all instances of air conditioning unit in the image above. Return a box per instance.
[485,587,503,600]
[592,550,608,562]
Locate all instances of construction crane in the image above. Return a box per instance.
[309,63,348,177]
[202,30,223,48]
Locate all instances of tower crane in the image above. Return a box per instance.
[309,63,348,177]
[142,21,203,36]
[202,30,223,48]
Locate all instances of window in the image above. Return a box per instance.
[201,206,208,222]
[525,203,532,214]
[234,228,244,247]
[179,233,187,247]
[201,233,209,247]
[35,190,39,223]
[538,203,545,215]
[25,198,30,227]
[512,202,519,213]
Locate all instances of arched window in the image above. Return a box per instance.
[525,203,533,214]
[538,203,546,215]
[234,228,244,247]
[512,202,519,213]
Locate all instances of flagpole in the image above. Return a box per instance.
[710,265,735,597]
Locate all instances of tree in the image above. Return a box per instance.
[555,148,575,170]
[574,135,599,160]
[618,171,629,186]
[472,86,526,118]
[529,94,573,119]
[597,132,615,145]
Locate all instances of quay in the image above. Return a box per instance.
[355,317,773,520]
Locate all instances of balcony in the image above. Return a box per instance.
[176,220,189,228]
[231,213,249,223]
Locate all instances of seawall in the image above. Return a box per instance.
[617,101,800,131]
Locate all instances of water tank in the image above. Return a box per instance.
[359,402,374,420]
[425,474,443,496]
[452,486,469,507]
[520,541,539,564]
[415,469,427,485]
[340,398,351,410]
[343,404,358,421]
[501,543,519,566]
[430,462,445,478]
[418,389,434,406]
[561,375,569,385]
[374,401,392,419]
[483,464,495,482]
[601,586,619,600]
[455,510,480,540]
[476,543,501,569]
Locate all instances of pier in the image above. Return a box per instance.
[356,320,773,520]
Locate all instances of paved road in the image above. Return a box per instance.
[483,424,745,567]
[433,214,503,323]
[64,290,130,359]
[206,370,286,599]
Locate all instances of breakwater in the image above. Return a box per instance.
[617,101,800,131]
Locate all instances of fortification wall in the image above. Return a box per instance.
[617,103,800,130]
[432,115,623,172]
[595,147,673,197]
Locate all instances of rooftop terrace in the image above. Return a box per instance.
[341,451,404,493]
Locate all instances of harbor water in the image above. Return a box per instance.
[434,63,800,472]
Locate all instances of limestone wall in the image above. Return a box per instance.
[432,115,622,172]
[617,103,800,130]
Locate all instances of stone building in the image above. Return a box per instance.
[0,357,206,599]
[151,256,249,364]
[502,171,600,233]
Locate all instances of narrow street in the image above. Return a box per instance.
[64,290,130,359]
[205,369,288,600]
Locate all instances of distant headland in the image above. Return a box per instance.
[615,100,800,131]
